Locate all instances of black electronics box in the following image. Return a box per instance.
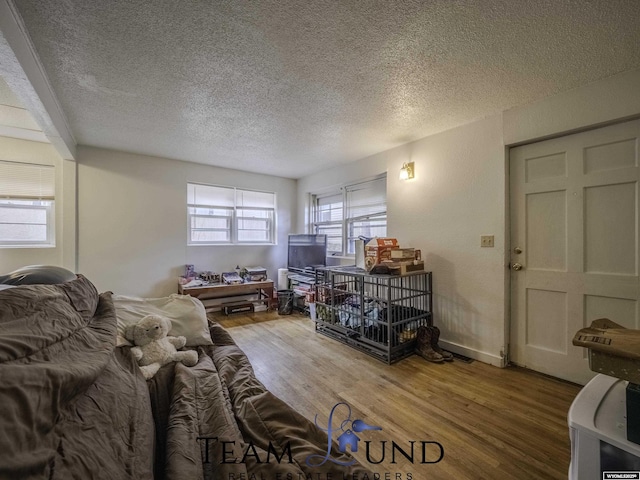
[627,382,640,445]
[222,302,254,316]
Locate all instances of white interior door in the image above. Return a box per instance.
[510,119,640,385]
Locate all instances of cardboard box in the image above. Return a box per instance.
[390,248,416,260]
[383,260,425,275]
[588,351,640,384]
[364,238,399,271]
[573,318,640,383]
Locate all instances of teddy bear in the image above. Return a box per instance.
[124,314,199,379]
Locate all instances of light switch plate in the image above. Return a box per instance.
[481,235,494,247]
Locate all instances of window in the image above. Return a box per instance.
[311,174,386,255]
[0,161,55,247]
[314,193,343,253]
[187,183,276,245]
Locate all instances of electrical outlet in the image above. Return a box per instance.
[481,235,494,247]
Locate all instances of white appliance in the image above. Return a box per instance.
[277,268,289,291]
[568,374,640,479]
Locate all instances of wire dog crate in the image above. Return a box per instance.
[314,266,432,364]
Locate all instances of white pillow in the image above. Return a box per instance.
[113,294,213,347]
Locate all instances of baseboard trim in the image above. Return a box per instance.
[439,340,506,368]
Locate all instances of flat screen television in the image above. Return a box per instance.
[287,234,327,273]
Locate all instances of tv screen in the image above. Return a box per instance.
[287,234,327,272]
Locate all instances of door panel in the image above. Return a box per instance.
[527,190,567,271]
[584,138,637,173]
[584,182,636,275]
[510,119,640,385]
[584,295,638,330]
[525,152,567,181]
[526,289,568,354]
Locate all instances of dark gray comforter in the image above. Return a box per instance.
[0,276,371,480]
[0,276,154,479]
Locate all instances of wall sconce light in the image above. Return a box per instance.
[399,162,415,180]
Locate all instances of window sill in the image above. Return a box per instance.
[188,243,277,247]
[0,244,56,249]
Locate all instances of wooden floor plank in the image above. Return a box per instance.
[212,312,581,480]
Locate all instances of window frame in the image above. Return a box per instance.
[187,183,277,246]
[310,174,387,256]
[312,192,344,254]
[188,206,234,245]
[236,206,275,244]
[0,161,56,248]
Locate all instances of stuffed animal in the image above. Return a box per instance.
[124,314,198,379]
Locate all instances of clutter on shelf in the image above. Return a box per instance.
[179,264,270,287]
[361,237,424,274]
[222,271,244,285]
[199,271,220,284]
[364,237,399,270]
[185,264,195,278]
[243,267,268,282]
[178,265,221,287]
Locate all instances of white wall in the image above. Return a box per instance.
[504,68,640,145]
[76,146,296,297]
[297,114,507,365]
[389,116,507,363]
[0,136,76,274]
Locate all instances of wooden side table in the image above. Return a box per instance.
[178,280,275,312]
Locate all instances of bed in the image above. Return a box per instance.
[0,273,371,479]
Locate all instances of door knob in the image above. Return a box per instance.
[511,263,523,271]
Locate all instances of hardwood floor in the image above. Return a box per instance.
[211,312,581,480]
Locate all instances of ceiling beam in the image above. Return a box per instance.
[0,0,76,160]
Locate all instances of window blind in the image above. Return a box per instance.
[0,161,55,200]
[236,189,276,209]
[187,183,234,207]
[316,193,343,223]
[346,177,386,220]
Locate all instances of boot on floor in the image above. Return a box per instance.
[415,325,444,363]
[430,325,454,362]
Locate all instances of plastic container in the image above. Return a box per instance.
[568,374,640,479]
[277,268,289,290]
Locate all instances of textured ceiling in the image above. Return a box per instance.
[9,0,640,178]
